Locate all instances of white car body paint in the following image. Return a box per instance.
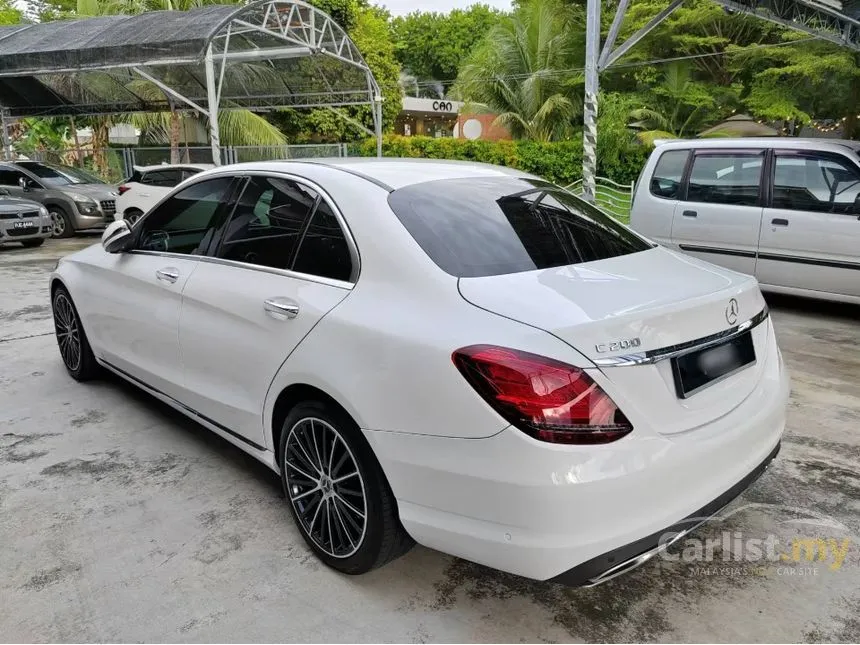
[52,158,788,583]
[115,164,213,219]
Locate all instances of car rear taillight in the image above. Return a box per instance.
[117,185,131,195]
[453,345,632,445]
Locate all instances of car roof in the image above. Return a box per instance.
[205,157,533,191]
[654,137,860,155]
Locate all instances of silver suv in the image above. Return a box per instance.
[0,187,51,247]
[0,161,119,238]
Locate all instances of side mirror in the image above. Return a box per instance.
[101,220,134,254]
[18,176,30,191]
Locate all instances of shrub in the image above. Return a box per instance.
[351,135,644,186]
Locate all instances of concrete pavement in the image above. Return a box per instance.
[1,237,858,642]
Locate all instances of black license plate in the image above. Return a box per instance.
[13,221,35,229]
[671,332,755,399]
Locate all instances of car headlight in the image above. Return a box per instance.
[70,195,99,215]
[39,206,49,220]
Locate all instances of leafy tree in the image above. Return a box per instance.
[731,33,860,135]
[627,61,717,143]
[15,118,69,155]
[391,5,503,85]
[268,3,402,142]
[454,0,583,142]
[309,0,366,31]
[0,0,22,22]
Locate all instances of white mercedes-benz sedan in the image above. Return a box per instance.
[50,159,789,586]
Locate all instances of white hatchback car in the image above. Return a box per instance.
[51,159,788,585]
[630,138,860,305]
[115,164,212,223]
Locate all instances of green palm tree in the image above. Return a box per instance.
[628,62,717,145]
[453,0,583,142]
[77,0,285,163]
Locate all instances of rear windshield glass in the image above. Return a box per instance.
[387,177,653,278]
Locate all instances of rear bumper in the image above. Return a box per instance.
[550,441,780,586]
[363,333,789,582]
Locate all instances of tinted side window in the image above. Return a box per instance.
[182,168,203,181]
[686,153,762,206]
[773,154,860,214]
[650,150,689,199]
[138,177,234,255]
[292,201,353,281]
[388,177,652,278]
[217,176,317,270]
[141,169,182,187]
[0,168,28,186]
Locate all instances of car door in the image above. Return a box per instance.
[670,150,765,275]
[78,175,238,399]
[757,150,860,298]
[178,173,355,447]
[630,148,689,245]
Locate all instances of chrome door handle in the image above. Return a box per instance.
[264,298,300,320]
[155,267,180,284]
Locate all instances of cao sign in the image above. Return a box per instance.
[432,101,454,112]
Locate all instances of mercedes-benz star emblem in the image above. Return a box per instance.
[725,298,739,325]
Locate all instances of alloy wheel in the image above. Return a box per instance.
[53,292,81,372]
[284,417,368,558]
[50,211,65,237]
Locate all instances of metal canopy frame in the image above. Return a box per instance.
[581,0,860,201]
[0,0,383,163]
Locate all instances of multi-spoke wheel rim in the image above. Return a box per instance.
[53,293,81,372]
[284,417,367,559]
[126,212,140,225]
[50,211,65,237]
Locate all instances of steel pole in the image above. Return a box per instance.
[204,44,221,166]
[1,110,11,161]
[375,99,383,158]
[583,0,601,203]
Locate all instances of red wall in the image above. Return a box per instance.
[456,114,511,141]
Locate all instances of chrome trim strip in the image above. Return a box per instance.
[594,306,769,367]
[133,251,355,291]
[581,518,706,587]
[100,359,267,451]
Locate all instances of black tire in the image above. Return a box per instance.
[124,209,143,225]
[52,286,100,381]
[279,400,413,574]
[21,238,45,247]
[49,206,74,239]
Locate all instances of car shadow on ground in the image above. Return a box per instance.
[99,368,284,499]
[764,292,860,321]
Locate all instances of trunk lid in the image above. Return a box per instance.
[458,247,771,434]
